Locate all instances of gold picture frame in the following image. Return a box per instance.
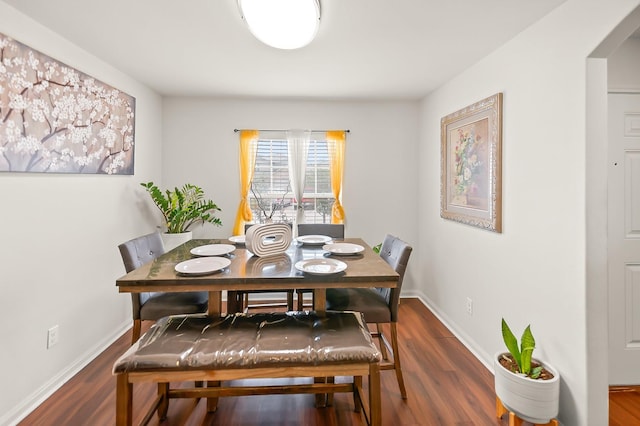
[441,93,502,232]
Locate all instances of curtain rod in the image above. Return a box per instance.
[234,129,350,133]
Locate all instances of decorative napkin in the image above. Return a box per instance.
[245,223,292,257]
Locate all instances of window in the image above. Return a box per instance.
[249,135,334,224]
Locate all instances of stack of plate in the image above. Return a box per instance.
[322,242,364,256]
[295,258,347,275]
[296,235,332,245]
[175,257,231,276]
[228,235,246,245]
[190,244,236,257]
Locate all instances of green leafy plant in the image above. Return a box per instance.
[501,318,542,379]
[141,181,222,233]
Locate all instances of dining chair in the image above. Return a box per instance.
[118,231,208,344]
[295,223,345,310]
[297,223,345,240]
[325,234,412,399]
[231,223,295,312]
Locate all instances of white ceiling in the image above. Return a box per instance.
[2,0,566,100]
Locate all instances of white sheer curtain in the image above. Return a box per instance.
[287,129,310,233]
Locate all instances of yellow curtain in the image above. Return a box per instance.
[327,130,346,224]
[232,130,259,235]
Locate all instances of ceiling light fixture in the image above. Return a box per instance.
[237,0,321,50]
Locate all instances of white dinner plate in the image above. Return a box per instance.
[190,244,236,257]
[322,243,365,256]
[228,235,246,244]
[175,257,231,275]
[295,258,347,275]
[296,235,333,245]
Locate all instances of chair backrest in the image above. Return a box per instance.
[375,234,412,322]
[297,223,345,239]
[118,232,166,318]
[119,231,165,272]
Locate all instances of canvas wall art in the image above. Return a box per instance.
[0,32,135,174]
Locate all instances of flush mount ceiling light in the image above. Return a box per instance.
[237,0,321,50]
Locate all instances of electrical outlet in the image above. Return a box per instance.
[47,325,59,349]
[466,297,473,316]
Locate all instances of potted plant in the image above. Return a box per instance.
[494,318,560,425]
[141,181,222,250]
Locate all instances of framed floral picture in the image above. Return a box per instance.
[440,93,502,232]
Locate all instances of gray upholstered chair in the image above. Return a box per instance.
[326,234,412,399]
[295,223,345,310]
[297,223,345,240]
[118,231,208,344]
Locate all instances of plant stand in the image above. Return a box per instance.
[496,397,558,426]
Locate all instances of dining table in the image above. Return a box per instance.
[115,237,399,317]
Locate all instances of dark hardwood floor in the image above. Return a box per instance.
[17,298,638,425]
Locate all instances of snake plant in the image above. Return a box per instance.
[501,318,542,379]
[141,181,222,233]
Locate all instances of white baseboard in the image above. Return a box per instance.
[0,319,131,426]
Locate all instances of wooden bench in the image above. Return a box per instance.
[113,311,382,425]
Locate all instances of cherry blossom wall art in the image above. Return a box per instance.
[0,32,135,174]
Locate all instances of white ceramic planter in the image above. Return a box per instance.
[494,352,560,424]
[160,231,192,252]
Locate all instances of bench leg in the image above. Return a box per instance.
[206,381,220,412]
[116,374,132,426]
[369,363,381,426]
[158,382,169,419]
[314,377,327,407]
[353,376,362,413]
[326,376,336,406]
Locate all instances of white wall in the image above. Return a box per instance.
[609,36,640,89]
[418,1,640,425]
[4,0,638,424]
[161,98,421,292]
[0,3,163,424]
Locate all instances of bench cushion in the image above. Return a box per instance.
[113,311,381,373]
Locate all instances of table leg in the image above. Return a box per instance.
[208,291,222,317]
[313,288,328,407]
[226,290,240,314]
[313,289,326,314]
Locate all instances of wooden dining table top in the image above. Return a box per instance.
[116,237,399,316]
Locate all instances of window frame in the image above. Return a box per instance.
[248,132,335,225]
